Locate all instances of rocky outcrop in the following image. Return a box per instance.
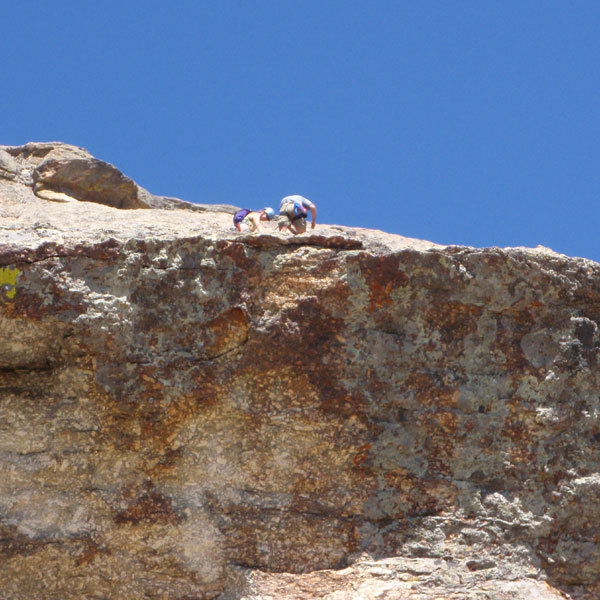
[0,142,236,212]
[1,143,600,599]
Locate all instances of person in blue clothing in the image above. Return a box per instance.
[278,195,317,234]
[233,207,275,232]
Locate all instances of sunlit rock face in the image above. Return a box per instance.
[1,143,600,600]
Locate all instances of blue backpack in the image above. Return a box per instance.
[288,201,307,221]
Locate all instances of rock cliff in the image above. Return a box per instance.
[1,143,599,599]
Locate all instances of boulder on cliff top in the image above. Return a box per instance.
[0,141,238,213]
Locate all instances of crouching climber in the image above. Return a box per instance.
[278,195,317,234]
[233,207,275,232]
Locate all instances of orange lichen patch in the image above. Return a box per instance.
[528,300,545,310]
[417,413,458,476]
[355,254,409,312]
[96,394,142,451]
[462,416,477,434]
[500,400,538,464]
[420,422,457,451]
[114,491,180,526]
[147,447,185,478]
[501,412,538,464]
[203,307,249,359]
[138,394,199,448]
[404,372,459,408]
[383,467,414,490]
[502,418,529,443]
[431,410,459,433]
[369,281,395,310]
[503,397,538,437]
[427,457,455,477]
[74,538,110,567]
[426,302,481,345]
[380,469,457,517]
[98,388,186,456]
[493,309,536,372]
[352,443,371,467]
[140,369,164,392]
[216,240,252,268]
[164,393,199,423]
[505,444,537,465]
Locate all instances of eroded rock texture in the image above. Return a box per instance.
[1,143,599,599]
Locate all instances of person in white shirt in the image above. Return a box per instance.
[278,195,317,234]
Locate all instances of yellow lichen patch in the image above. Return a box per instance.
[0,266,20,300]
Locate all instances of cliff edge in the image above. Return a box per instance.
[1,143,599,599]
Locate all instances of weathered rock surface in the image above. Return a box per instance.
[1,143,599,599]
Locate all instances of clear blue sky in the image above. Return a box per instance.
[3,2,600,261]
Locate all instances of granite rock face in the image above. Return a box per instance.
[1,143,599,599]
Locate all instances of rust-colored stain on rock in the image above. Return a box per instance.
[114,491,180,526]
